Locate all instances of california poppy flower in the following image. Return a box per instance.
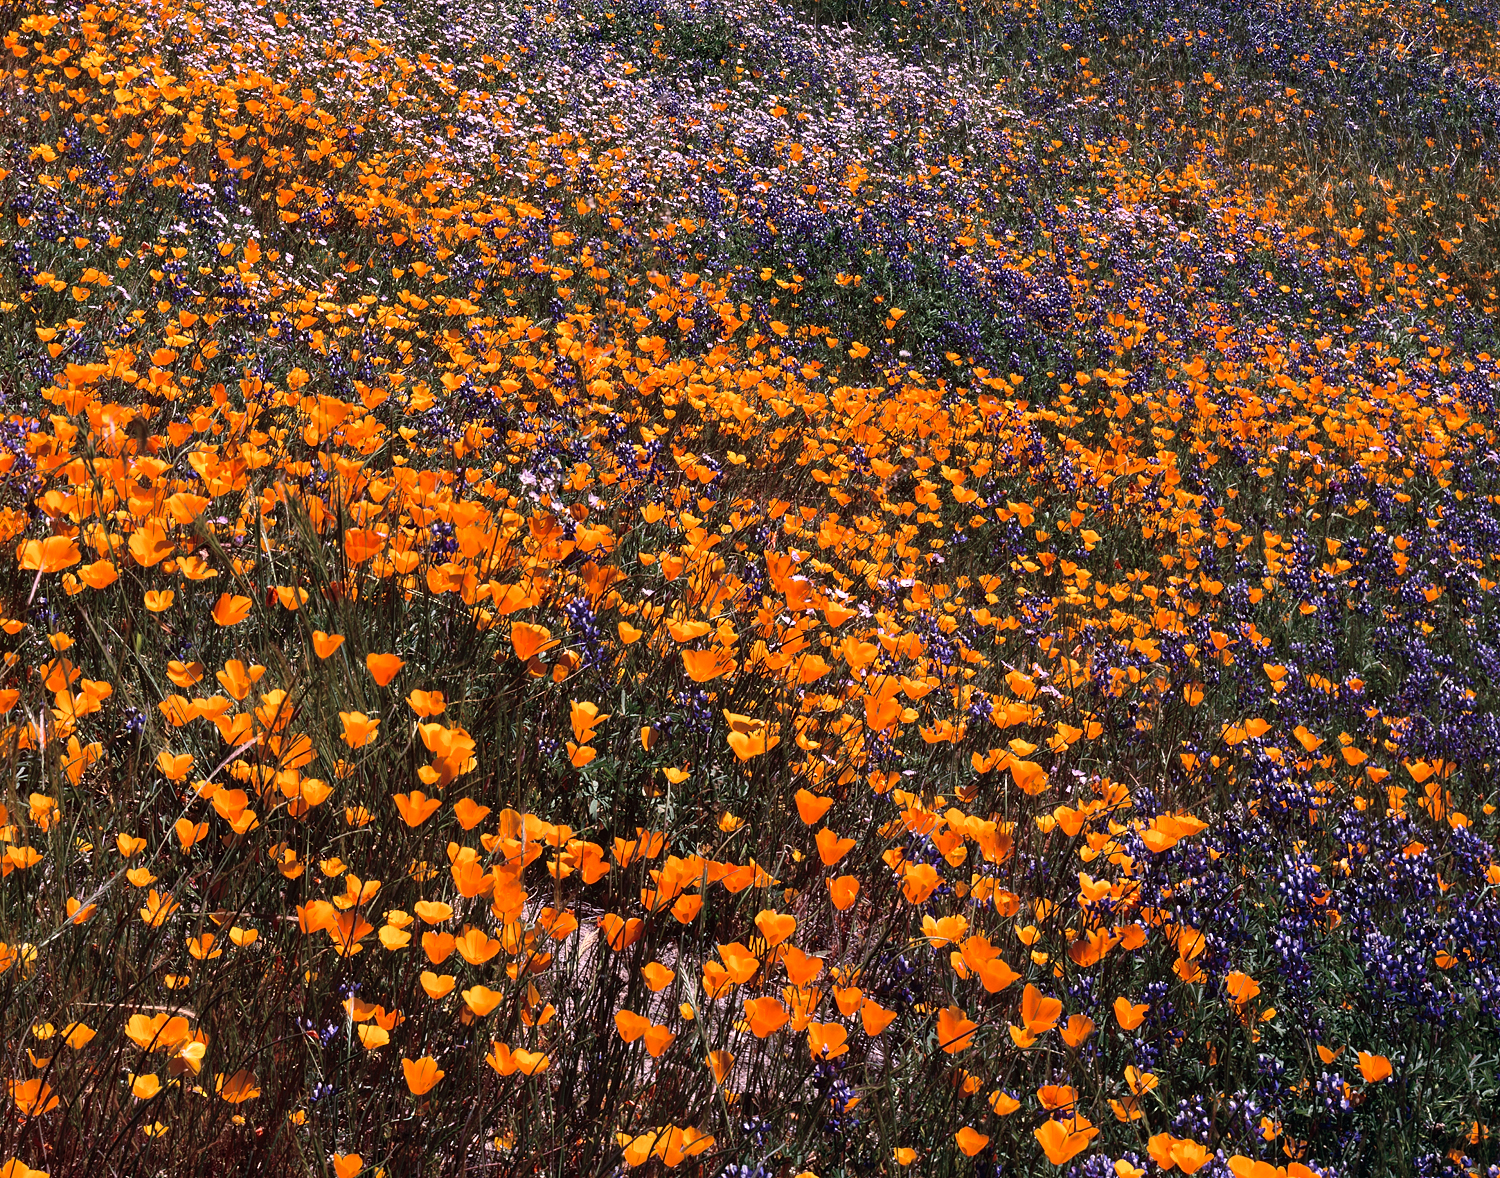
[828,875,860,910]
[211,593,253,626]
[1358,1051,1393,1082]
[806,1022,848,1060]
[1035,1115,1098,1164]
[754,910,796,946]
[1114,996,1149,1029]
[935,1005,977,1053]
[8,1078,60,1116]
[366,652,404,685]
[216,1070,261,1103]
[340,712,380,748]
[18,535,81,572]
[402,1056,444,1095]
[394,790,441,827]
[742,996,790,1038]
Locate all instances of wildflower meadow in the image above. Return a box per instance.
[2,0,1500,1172]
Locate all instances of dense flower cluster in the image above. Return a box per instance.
[1,0,1499,1173]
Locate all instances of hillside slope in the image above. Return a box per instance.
[2,0,1500,1173]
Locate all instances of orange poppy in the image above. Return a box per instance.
[394,791,441,827]
[402,1056,444,1095]
[216,1070,261,1103]
[742,996,790,1038]
[366,653,404,685]
[211,593,253,626]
